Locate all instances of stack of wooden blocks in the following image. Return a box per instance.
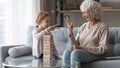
[43,35,52,67]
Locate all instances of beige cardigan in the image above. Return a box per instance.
[71,22,108,56]
[32,28,58,57]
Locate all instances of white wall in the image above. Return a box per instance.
[101,0,120,27]
[102,12,120,27]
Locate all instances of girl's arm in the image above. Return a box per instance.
[33,24,59,40]
[33,29,50,40]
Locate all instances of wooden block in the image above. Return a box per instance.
[43,61,50,67]
[43,35,52,67]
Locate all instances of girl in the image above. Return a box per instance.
[32,11,59,60]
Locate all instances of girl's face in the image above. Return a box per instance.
[40,17,51,29]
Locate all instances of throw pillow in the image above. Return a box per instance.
[8,46,32,58]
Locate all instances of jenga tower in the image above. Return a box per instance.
[43,35,52,67]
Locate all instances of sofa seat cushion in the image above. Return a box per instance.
[5,55,32,67]
[82,59,120,68]
[8,46,32,58]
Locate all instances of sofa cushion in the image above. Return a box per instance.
[52,28,68,55]
[114,28,120,43]
[106,44,114,56]
[108,28,116,44]
[52,28,68,41]
[107,27,120,56]
[25,25,34,47]
[114,43,120,56]
[73,27,79,36]
[66,27,79,48]
[51,27,79,55]
[8,46,32,58]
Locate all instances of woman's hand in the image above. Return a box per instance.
[47,24,59,32]
[64,16,73,30]
[71,44,83,50]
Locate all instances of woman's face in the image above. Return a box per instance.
[40,17,51,29]
[81,10,92,21]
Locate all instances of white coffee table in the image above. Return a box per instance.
[2,59,79,68]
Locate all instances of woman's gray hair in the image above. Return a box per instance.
[80,0,102,20]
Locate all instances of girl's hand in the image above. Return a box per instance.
[47,24,59,32]
[57,56,61,60]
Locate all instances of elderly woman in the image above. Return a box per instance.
[62,0,108,68]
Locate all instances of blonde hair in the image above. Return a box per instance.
[35,11,50,28]
[80,0,102,20]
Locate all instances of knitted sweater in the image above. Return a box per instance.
[71,22,108,56]
[32,28,58,57]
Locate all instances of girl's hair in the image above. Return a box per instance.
[35,11,50,28]
[80,0,102,20]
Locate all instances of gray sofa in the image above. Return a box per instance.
[1,26,120,68]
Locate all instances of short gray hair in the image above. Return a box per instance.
[80,0,102,20]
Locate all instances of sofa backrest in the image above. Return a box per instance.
[107,27,120,56]
[51,28,69,55]
[25,25,34,47]
[25,25,120,56]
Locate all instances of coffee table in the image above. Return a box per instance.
[2,59,79,68]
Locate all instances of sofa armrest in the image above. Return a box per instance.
[0,44,25,63]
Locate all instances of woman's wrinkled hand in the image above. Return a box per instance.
[64,16,73,30]
[71,44,83,50]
